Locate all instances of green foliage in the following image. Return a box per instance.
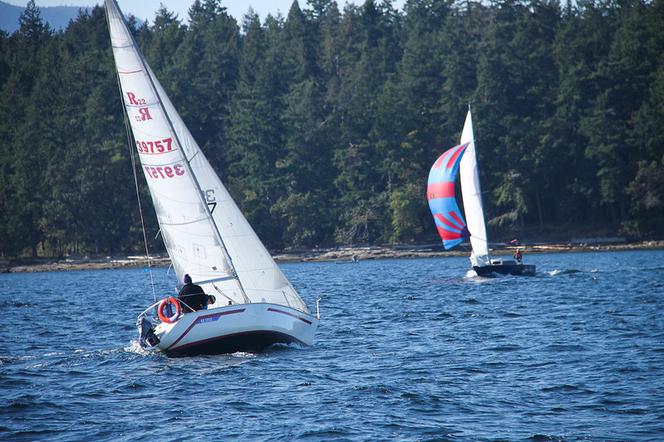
[1,0,663,258]
[625,159,664,237]
[490,170,528,228]
[389,183,425,242]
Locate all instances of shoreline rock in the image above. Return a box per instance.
[1,241,662,273]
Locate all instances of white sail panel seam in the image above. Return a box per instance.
[125,102,160,108]
[159,219,211,227]
[139,159,186,167]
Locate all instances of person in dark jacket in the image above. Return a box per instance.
[178,274,208,312]
[513,248,523,263]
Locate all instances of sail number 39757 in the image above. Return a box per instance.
[136,137,174,154]
[144,165,185,179]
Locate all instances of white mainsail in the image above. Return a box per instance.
[105,0,307,312]
[459,109,490,267]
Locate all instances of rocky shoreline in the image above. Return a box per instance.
[1,240,663,273]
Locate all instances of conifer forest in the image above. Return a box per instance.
[0,0,663,257]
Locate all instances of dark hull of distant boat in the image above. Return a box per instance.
[473,263,536,277]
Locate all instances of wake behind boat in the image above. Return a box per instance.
[105,0,318,355]
[427,109,536,277]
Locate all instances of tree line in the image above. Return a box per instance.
[1,0,663,258]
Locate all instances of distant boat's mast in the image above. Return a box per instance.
[105,0,248,299]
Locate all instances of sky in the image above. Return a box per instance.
[6,0,406,23]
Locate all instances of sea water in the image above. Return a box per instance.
[1,250,663,441]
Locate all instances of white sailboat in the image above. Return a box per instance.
[427,109,535,277]
[105,0,318,355]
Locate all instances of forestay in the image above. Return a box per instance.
[459,110,490,267]
[105,0,307,312]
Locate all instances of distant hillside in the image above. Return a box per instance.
[0,1,91,33]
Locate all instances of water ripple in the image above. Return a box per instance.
[0,251,663,440]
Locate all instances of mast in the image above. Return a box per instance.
[105,0,249,299]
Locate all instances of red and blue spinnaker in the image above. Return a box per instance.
[427,143,469,249]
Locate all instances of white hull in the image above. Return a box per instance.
[147,303,318,356]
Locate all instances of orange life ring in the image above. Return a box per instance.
[157,296,181,323]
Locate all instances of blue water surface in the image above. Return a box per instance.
[1,250,663,441]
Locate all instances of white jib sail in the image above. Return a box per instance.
[105,0,307,312]
[459,110,490,267]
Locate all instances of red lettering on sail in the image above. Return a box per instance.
[126,92,147,106]
[136,137,175,155]
[137,107,152,121]
[143,164,186,180]
[127,92,139,105]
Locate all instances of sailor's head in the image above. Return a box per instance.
[184,274,192,284]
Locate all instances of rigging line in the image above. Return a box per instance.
[106,5,156,301]
[212,283,238,305]
[458,242,472,253]
[124,93,157,301]
[468,234,488,243]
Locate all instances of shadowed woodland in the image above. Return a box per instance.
[0,0,663,257]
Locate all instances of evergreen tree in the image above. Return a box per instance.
[226,12,289,248]
[171,0,240,174]
[2,1,53,256]
[2,0,664,257]
[581,0,652,224]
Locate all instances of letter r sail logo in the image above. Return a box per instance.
[138,107,152,121]
[127,92,139,105]
[126,92,152,121]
